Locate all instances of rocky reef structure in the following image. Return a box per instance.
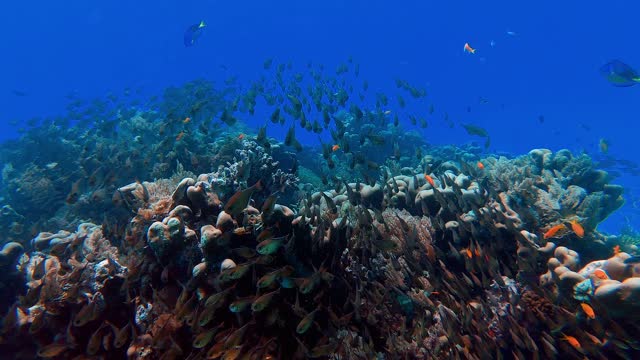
[1,57,639,358]
[1,145,638,359]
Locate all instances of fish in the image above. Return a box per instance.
[332,144,340,152]
[580,303,595,319]
[256,236,285,255]
[193,325,221,348]
[569,220,585,238]
[224,180,262,218]
[600,60,640,87]
[66,179,83,204]
[477,161,485,170]
[296,307,321,334]
[229,296,255,313]
[592,268,609,280]
[184,21,206,47]
[176,131,186,141]
[464,42,476,54]
[599,138,609,153]
[183,117,191,124]
[461,123,489,137]
[237,133,245,140]
[257,267,288,289]
[613,245,621,255]
[251,289,279,312]
[543,224,567,239]
[424,174,436,188]
[561,334,581,350]
[36,343,68,358]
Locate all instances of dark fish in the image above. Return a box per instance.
[600,60,640,87]
[461,123,489,137]
[184,21,206,47]
[224,180,263,218]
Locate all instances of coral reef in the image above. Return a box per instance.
[1,58,639,359]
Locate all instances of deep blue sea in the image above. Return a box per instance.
[1,0,639,233]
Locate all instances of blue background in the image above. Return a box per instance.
[1,0,638,232]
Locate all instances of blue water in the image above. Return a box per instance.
[1,0,639,233]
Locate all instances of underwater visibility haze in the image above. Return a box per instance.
[1,0,640,359]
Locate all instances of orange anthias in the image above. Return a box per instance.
[593,269,609,280]
[476,161,485,170]
[569,220,585,238]
[331,144,340,152]
[561,334,581,350]
[580,303,595,319]
[463,42,476,54]
[424,174,435,188]
[613,245,621,255]
[543,224,567,239]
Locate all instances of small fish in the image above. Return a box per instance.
[543,224,567,239]
[224,180,263,218]
[184,21,206,47]
[73,300,96,327]
[580,303,595,319]
[506,30,517,36]
[229,296,255,313]
[613,245,621,255]
[592,268,609,280]
[599,138,609,153]
[256,237,285,255]
[477,161,485,170]
[600,59,640,87]
[176,131,186,141]
[464,248,473,259]
[238,133,245,140]
[183,117,191,124]
[36,343,68,358]
[331,144,340,152]
[424,174,436,188]
[464,42,476,54]
[461,123,489,137]
[193,325,221,348]
[296,308,320,334]
[569,220,585,238]
[561,334,581,350]
[251,289,279,312]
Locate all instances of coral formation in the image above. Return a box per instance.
[0,59,638,359]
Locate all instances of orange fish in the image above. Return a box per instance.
[592,269,609,280]
[561,334,581,349]
[424,174,435,188]
[465,248,473,259]
[183,117,191,124]
[580,303,595,319]
[332,144,340,152]
[477,161,484,170]
[613,245,621,255]
[464,42,476,54]
[543,224,567,239]
[238,133,245,140]
[569,220,584,238]
[176,131,186,141]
